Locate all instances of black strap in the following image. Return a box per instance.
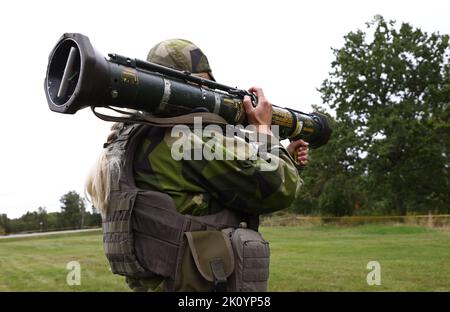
[247,214,260,232]
[92,106,229,127]
[210,259,228,292]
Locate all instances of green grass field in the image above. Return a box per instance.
[0,225,449,291]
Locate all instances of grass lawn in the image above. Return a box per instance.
[0,230,128,292]
[0,225,449,291]
[263,225,450,291]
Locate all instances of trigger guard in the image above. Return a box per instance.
[241,90,258,107]
[251,93,258,106]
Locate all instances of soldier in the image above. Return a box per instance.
[86,38,309,292]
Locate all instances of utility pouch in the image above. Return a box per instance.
[223,227,270,292]
[174,231,235,292]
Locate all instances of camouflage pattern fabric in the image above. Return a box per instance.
[147,38,216,80]
[133,126,302,217]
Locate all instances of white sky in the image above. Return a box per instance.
[1,0,449,218]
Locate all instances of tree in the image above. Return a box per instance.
[59,191,86,229]
[290,109,362,216]
[85,205,102,227]
[0,193,98,234]
[36,207,48,231]
[0,214,11,233]
[46,212,62,230]
[319,15,450,214]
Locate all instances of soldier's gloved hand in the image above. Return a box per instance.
[243,87,273,136]
[287,139,309,166]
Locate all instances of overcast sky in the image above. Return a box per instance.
[1,0,449,218]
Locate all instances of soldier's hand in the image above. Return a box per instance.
[287,139,309,166]
[243,87,273,136]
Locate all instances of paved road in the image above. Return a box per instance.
[0,228,101,239]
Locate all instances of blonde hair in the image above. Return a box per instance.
[85,122,124,217]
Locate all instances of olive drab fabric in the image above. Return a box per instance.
[147,38,216,81]
[176,231,234,292]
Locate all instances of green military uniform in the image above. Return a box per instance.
[134,126,301,216]
[123,39,302,291]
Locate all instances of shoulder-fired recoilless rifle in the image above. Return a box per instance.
[44,33,332,148]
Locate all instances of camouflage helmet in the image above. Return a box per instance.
[147,38,216,81]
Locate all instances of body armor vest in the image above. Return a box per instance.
[102,122,268,291]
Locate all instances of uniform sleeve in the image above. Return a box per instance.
[180,129,302,215]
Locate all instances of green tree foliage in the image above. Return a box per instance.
[291,110,363,216]
[59,191,87,229]
[46,212,62,230]
[84,205,102,226]
[0,191,101,234]
[0,214,11,233]
[305,16,450,215]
